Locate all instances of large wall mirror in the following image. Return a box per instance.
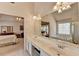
[40,3,79,44]
[41,21,50,37]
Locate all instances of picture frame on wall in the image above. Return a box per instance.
[1,26,13,33]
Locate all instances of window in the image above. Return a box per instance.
[57,23,71,35]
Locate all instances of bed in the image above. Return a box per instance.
[0,35,18,47]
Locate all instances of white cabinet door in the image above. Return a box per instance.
[28,42,32,55]
[40,50,49,56]
[26,41,29,51]
[26,41,32,56]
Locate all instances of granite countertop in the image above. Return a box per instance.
[27,34,79,56]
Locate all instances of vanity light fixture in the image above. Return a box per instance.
[53,2,71,13]
[16,17,19,20]
[16,17,22,21]
[33,16,37,20]
[33,14,41,20]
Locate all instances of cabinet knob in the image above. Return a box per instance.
[57,54,60,56]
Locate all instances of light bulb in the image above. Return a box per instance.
[37,14,41,20]
[16,17,19,20]
[33,16,37,19]
[54,6,57,10]
[62,7,66,10]
[18,18,21,21]
[37,17,41,20]
[33,14,41,20]
[58,9,62,13]
[67,5,71,8]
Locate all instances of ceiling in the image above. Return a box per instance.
[52,3,78,21]
[33,2,76,17]
[0,2,56,17]
[33,2,56,16]
[0,2,76,17]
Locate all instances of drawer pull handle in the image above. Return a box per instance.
[57,54,60,56]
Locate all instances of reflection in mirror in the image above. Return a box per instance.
[41,21,50,37]
[72,21,79,44]
[41,2,79,44]
[56,19,79,44]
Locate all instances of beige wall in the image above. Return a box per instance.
[34,20,41,36]
[73,22,79,44]
[78,3,79,18]
[0,2,34,51]
[0,3,34,34]
[0,15,23,34]
[33,2,56,36]
[42,14,56,37]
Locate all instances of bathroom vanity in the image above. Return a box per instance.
[26,34,79,56]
